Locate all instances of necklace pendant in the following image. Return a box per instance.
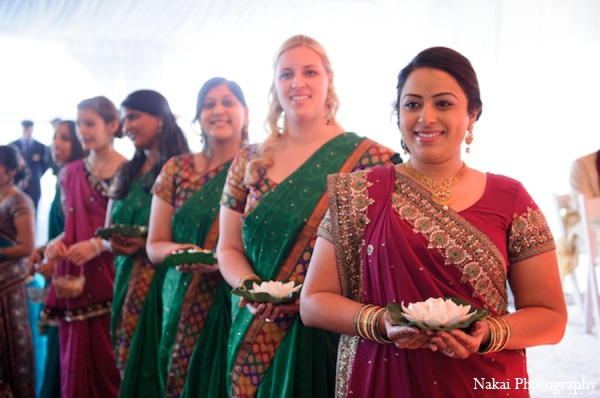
[431,189,452,206]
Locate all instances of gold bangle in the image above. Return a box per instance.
[238,273,261,288]
[478,316,509,354]
[355,305,392,344]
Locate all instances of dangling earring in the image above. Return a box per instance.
[158,122,163,134]
[465,125,474,153]
[401,139,409,155]
[325,89,333,125]
[241,125,249,146]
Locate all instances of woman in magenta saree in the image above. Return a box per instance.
[301,47,567,398]
[43,96,126,398]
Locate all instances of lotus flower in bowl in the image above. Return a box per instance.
[249,280,302,300]
[401,297,476,328]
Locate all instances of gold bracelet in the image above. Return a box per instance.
[238,273,261,288]
[355,304,392,344]
[478,316,510,354]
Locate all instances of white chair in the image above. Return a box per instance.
[552,193,584,314]
[578,194,600,337]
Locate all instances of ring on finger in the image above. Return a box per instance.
[265,318,273,323]
[443,350,454,357]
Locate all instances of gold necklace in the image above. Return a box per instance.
[405,161,468,206]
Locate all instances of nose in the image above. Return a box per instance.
[419,104,436,125]
[212,102,225,114]
[292,73,304,89]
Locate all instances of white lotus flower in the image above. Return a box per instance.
[401,297,475,328]
[250,280,302,299]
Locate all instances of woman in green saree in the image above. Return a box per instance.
[105,90,189,397]
[217,35,399,398]
[146,77,249,398]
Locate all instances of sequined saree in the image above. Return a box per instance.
[321,165,556,398]
[110,174,163,398]
[43,160,121,398]
[0,189,35,398]
[221,133,396,398]
[153,154,232,398]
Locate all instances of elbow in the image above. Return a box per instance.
[299,294,317,328]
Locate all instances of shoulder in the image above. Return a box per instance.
[485,173,528,197]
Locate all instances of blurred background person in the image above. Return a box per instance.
[10,119,51,214]
[108,90,189,397]
[0,145,36,398]
[146,77,248,398]
[27,120,85,398]
[43,96,126,398]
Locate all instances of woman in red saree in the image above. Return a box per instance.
[301,47,567,398]
[44,96,126,397]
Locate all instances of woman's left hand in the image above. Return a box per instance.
[176,262,219,273]
[110,234,145,256]
[429,321,486,359]
[241,298,300,323]
[66,240,99,266]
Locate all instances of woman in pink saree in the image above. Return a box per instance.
[44,96,126,397]
[301,47,567,397]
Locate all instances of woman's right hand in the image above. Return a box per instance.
[384,312,432,350]
[45,238,67,262]
[240,298,300,322]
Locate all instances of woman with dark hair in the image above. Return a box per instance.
[301,47,567,397]
[0,145,36,398]
[26,120,85,398]
[107,90,189,397]
[146,77,248,398]
[43,96,126,397]
[216,35,398,398]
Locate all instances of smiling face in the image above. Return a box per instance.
[274,45,332,124]
[122,108,161,151]
[199,83,248,145]
[76,109,116,151]
[398,67,476,164]
[51,123,73,165]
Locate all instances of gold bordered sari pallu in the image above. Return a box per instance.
[162,161,231,398]
[230,133,375,398]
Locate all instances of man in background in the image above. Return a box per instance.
[10,120,50,213]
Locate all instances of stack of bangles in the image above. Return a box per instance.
[238,273,261,288]
[354,304,392,344]
[478,315,511,354]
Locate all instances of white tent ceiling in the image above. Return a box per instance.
[1,0,600,216]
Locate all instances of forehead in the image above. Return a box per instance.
[205,83,235,99]
[77,108,102,120]
[55,124,71,136]
[276,45,324,69]
[402,67,464,97]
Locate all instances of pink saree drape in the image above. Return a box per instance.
[44,160,120,398]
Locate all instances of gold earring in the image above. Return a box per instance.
[465,125,474,153]
[401,139,409,155]
[325,89,333,125]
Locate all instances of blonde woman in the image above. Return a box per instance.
[217,35,399,397]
